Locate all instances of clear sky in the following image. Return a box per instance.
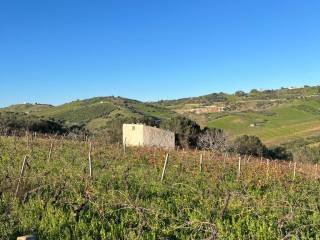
[1,0,320,107]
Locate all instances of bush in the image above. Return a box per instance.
[160,116,201,149]
[0,112,89,136]
[233,135,267,157]
[266,146,293,160]
[0,112,68,135]
[197,128,226,152]
[233,135,292,160]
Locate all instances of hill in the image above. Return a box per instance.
[154,86,320,145]
[0,97,177,134]
[1,103,54,114]
[206,99,320,145]
[1,86,320,145]
[155,86,320,110]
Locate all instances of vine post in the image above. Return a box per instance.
[161,153,169,182]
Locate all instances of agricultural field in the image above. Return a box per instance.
[206,99,320,145]
[1,135,320,239]
[154,87,320,145]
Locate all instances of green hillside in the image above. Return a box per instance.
[155,86,320,110]
[155,86,320,145]
[0,97,177,133]
[1,103,53,114]
[203,99,320,145]
[1,86,320,145]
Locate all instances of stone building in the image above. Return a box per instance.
[123,124,175,150]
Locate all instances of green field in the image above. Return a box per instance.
[206,99,320,145]
[155,86,320,145]
[1,136,320,239]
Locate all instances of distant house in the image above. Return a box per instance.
[123,124,175,150]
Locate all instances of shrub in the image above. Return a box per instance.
[0,112,68,135]
[266,146,293,160]
[233,135,267,157]
[160,116,201,149]
[233,135,292,160]
[197,128,226,152]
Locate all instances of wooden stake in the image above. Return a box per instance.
[26,131,30,150]
[15,155,28,198]
[315,164,318,179]
[123,138,126,154]
[293,162,297,180]
[47,141,53,162]
[161,153,169,182]
[88,142,93,179]
[199,154,203,173]
[267,159,270,178]
[237,156,241,180]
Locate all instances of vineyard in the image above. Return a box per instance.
[1,135,320,239]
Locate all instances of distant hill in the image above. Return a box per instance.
[153,85,320,145]
[1,103,54,114]
[205,99,320,145]
[1,86,320,145]
[0,97,177,134]
[154,86,320,111]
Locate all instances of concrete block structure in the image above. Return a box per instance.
[123,124,175,150]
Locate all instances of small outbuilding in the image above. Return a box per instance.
[123,124,175,150]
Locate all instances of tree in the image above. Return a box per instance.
[235,91,247,97]
[160,116,201,149]
[197,128,226,152]
[250,89,259,94]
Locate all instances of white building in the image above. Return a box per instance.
[123,124,175,150]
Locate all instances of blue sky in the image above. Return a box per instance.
[1,0,320,107]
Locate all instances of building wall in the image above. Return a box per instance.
[123,124,175,150]
[143,125,175,150]
[123,124,144,146]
